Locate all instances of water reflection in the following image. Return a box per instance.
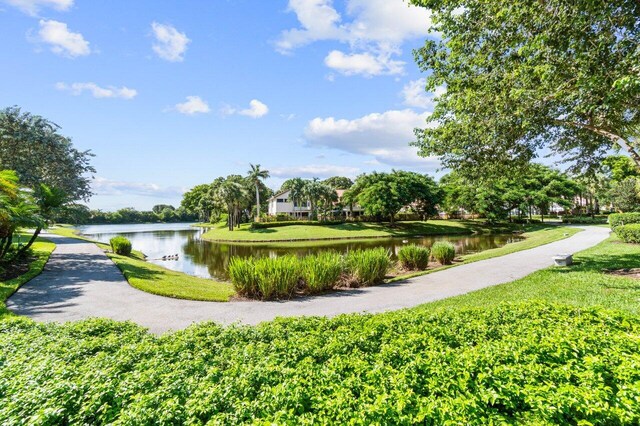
[79,223,522,281]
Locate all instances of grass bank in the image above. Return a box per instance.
[200,220,527,243]
[388,225,582,282]
[423,233,639,314]
[0,239,55,318]
[49,225,235,302]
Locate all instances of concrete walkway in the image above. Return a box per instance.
[7,226,610,334]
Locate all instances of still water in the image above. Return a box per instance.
[78,223,523,281]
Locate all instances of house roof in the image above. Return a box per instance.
[267,189,290,201]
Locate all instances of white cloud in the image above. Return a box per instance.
[37,19,90,57]
[271,164,360,179]
[92,177,184,198]
[304,109,439,169]
[276,0,432,76]
[324,49,404,76]
[56,82,137,99]
[174,96,210,115]
[401,78,446,110]
[151,22,190,62]
[3,0,72,15]
[222,99,269,119]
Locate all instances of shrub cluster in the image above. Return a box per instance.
[109,236,132,256]
[229,248,390,299]
[614,223,640,244]
[609,212,640,229]
[431,241,456,265]
[0,304,638,424]
[561,215,609,224]
[397,244,430,270]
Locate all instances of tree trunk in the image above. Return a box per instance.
[0,234,12,259]
[255,183,260,222]
[17,227,40,257]
[389,214,395,226]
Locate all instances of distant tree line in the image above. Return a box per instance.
[52,204,198,225]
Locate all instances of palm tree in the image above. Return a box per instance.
[218,177,248,231]
[17,184,68,256]
[247,164,270,222]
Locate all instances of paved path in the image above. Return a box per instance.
[7,227,610,334]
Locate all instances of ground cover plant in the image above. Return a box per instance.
[431,241,456,265]
[0,303,639,424]
[397,244,430,270]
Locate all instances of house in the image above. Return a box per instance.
[267,189,364,218]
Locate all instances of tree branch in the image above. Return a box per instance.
[553,119,640,167]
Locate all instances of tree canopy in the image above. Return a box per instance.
[410,0,640,176]
[322,176,354,190]
[0,107,95,201]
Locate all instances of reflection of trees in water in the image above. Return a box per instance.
[182,233,522,281]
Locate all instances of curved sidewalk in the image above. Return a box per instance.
[8,227,610,334]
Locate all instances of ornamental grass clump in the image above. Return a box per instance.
[229,256,301,300]
[344,247,390,287]
[431,241,456,265]
[109,236,132,256]
[397,244,430,270]
[301,252,343,294]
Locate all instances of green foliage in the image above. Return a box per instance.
[410,0,640,174]
[431,241,456,265]
[322,176,353,189]
[609,177,640,212]
[229,255,301,300]
[397,244,431,270]
[344,247,390,287]
[602,155,640,182]
[614,224,640,244]
[109,236,132,256]
[347,171,442,224]
[561,215,609,224]
[609,213,640,229]
[301,252,343,293]
[0,304,639,424]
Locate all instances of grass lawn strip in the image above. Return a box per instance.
[199,220,524,243]
[0,238,55,318]
[49,225,235,302]
[420,233,640,315]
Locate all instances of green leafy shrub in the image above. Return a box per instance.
[561,215,609,224]
[431,241,456,265]
[609,212,640,228]
[109,236,132,256]
[344,247,390,287]
[0,304,639,424]
[397,244,430,270]
[301,252,343,293]
[229,256,300,300]
[614,223,640,243]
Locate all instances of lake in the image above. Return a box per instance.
[77,223,523,281]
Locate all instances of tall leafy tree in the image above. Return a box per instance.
[410,0,640,176]
[247,164,269,222]
[218,175,249,231]
[281,178,307,218]
[0,107,95,200]
[322,176,353,190]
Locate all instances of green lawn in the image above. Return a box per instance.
[388,225,583,281]
[0,239,55,318]
[201,220,528,242]
[49,225,235,302]
[420,233,640,315]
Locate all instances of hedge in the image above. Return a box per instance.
[614,223,640,244]
[609,213,640,229]
[561,215,609,224]
[0,303,639,424]
[109,236,132,256]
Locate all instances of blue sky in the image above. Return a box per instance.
[0,0,442,210]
